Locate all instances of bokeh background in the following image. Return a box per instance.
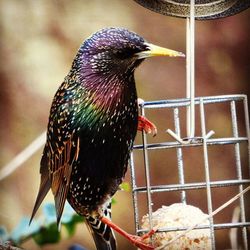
[0,1,249,249]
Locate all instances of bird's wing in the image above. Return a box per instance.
[47,130,80,225]
[47,81,81,225]
[31,80,82,225]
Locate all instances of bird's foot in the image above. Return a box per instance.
[130,227,158,249]
[138,115,157,137]
[141,227,158,240]
[100,217,155,250]
[128,234,155,250]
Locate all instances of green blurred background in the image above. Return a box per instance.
[0,1,249,249]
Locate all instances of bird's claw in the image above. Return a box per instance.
[129,234,155,250]
[100,217,155,250]
[141,227,157,240]
[138,115,157,137]
[128,228,157,250]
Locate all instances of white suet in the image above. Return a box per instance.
[141,203,212,250]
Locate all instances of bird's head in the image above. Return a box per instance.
[77,27,184,77]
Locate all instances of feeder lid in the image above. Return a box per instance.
[134,0,250,20]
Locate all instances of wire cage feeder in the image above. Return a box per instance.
[130,1,250,249]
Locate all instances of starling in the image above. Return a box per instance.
[30,27,184,250]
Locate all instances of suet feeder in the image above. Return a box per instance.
[130,1,250,249]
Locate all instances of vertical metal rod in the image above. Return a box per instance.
[141,106,153,231]
[173,107,186,203]
[186,18,190,109]
[230,101,248,250]
[199,98,216,249]
[243,96,250,175]
[186,0,195,138]
[129,152,140,233]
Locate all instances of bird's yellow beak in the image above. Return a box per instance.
[137,43,185,59]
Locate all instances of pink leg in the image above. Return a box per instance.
[138,116,157,137]
[100,217,156,250]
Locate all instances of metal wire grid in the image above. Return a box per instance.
[129,94,250,249]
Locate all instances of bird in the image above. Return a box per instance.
[30,27,184,250]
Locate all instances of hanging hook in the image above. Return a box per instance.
[167,0,196,144]
[166,0,215,144]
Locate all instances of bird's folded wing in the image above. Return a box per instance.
[48,131,80,224]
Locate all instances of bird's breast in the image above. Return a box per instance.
[68,93,138,215]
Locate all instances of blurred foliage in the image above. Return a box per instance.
[0,202,83,247]
[0,182,131,249]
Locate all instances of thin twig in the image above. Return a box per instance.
[229,206,240,250]
[0,131,46,181]
[0,242,23,250]
[155,185,250,250]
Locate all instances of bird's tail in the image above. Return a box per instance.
[86,204,116,250]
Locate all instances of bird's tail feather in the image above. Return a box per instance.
[29,172,51,224]
[86,205,116,250]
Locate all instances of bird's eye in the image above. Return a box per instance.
[113,47,144,60]
[115,48,139,60]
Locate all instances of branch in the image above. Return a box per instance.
[0,132,46,181]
